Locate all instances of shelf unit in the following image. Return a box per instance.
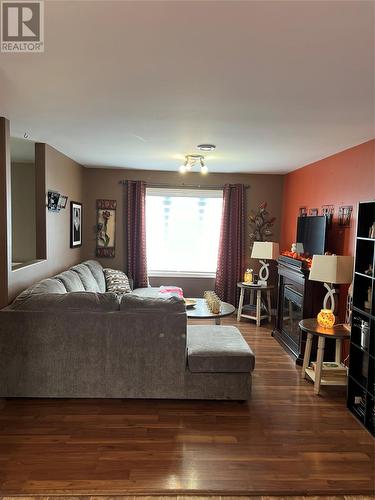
[347,200,375,436]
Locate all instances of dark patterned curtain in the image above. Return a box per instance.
[215,184,246,306]
[125,180,148,288]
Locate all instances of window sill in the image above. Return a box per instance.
[148,271,216,279]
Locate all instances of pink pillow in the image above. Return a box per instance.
[158,286,184,298]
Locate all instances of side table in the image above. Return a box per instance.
[237,282,273,326]
[299,318,350,395]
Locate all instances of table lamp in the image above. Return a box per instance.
[251,242,279,286]
[309,254,354,328]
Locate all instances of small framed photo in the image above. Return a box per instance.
[338,205,353,227]
[321,205,334,228]
[47,191,60,211]
[309,208,318,216]
[299,207,307,217]
[70,201,82,248]
[58,195,68,210]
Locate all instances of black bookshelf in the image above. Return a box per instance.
[347,200,375,436]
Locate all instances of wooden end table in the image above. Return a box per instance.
[299,319,350,395]
[237,282,274,326]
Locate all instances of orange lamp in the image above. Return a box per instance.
[317,309,335,328]
[243,269,253,283]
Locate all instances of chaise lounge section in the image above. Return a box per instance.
[0,260,255,400]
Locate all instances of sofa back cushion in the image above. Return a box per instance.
[71,263,100,292]
[11,278,67,309]
[83,260,106,292]
[9,292,120,311]
[55,270,85,292]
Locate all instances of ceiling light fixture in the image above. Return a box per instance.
[180,154,208,174]
[197,144,216,152]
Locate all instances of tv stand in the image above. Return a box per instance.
[272,257,334,364]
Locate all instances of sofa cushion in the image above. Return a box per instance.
[104,268,131,294]
[120,293,185,312]
[187,325,255,373]
[83,260,106,292]
[9,292,120,311]
[32,278,67,294]
[10,278,67,308]
[55,270,85,292]
[131,287,160,298]
[71,264,100,292]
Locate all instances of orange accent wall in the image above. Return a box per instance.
[281,139,375,257]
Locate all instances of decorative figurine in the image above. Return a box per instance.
[364,264,373,276]
[369,222,375,239]
[364,287,372,311]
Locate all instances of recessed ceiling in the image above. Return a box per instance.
[10,137,35,163]
[0,1,374,174]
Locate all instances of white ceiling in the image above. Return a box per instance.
[0,0,374,174]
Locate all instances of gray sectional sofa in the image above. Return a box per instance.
[0,260,255,399]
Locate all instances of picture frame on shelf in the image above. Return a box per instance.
[299,206,307,217]
[70,201,83,248]
[309,208,318,216]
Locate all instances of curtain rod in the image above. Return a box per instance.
[119,181,250,190]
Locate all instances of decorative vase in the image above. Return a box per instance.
[317,309,335,328]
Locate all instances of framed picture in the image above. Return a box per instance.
[321,204,334,228]
[96,199,117,258]
[338,205,353,227]
[58,195,68,210]
[70,201,83,248]
[309,208,318,216]
[47,191,60,211]
[299,207,307,217]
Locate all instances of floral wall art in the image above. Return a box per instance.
[249,201,276,247]
[96,199,117,258]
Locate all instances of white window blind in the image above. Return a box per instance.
[146,187,223,277]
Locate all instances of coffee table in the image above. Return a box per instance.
[186,298,235,325]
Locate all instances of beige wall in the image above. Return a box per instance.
[11,162,36,263]
[8,145,84,300]
[82,168,284,296]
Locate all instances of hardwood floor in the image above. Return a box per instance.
[0,319,373,496]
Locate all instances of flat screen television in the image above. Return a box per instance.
[296,216,327,257]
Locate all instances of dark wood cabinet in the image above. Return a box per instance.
[272,256,330,364]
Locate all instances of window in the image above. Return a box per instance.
[146,188,223,277]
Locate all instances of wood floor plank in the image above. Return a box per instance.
[0,319,373,496]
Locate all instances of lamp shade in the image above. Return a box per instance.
[251,242,279,260]
[309,255,354,284]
